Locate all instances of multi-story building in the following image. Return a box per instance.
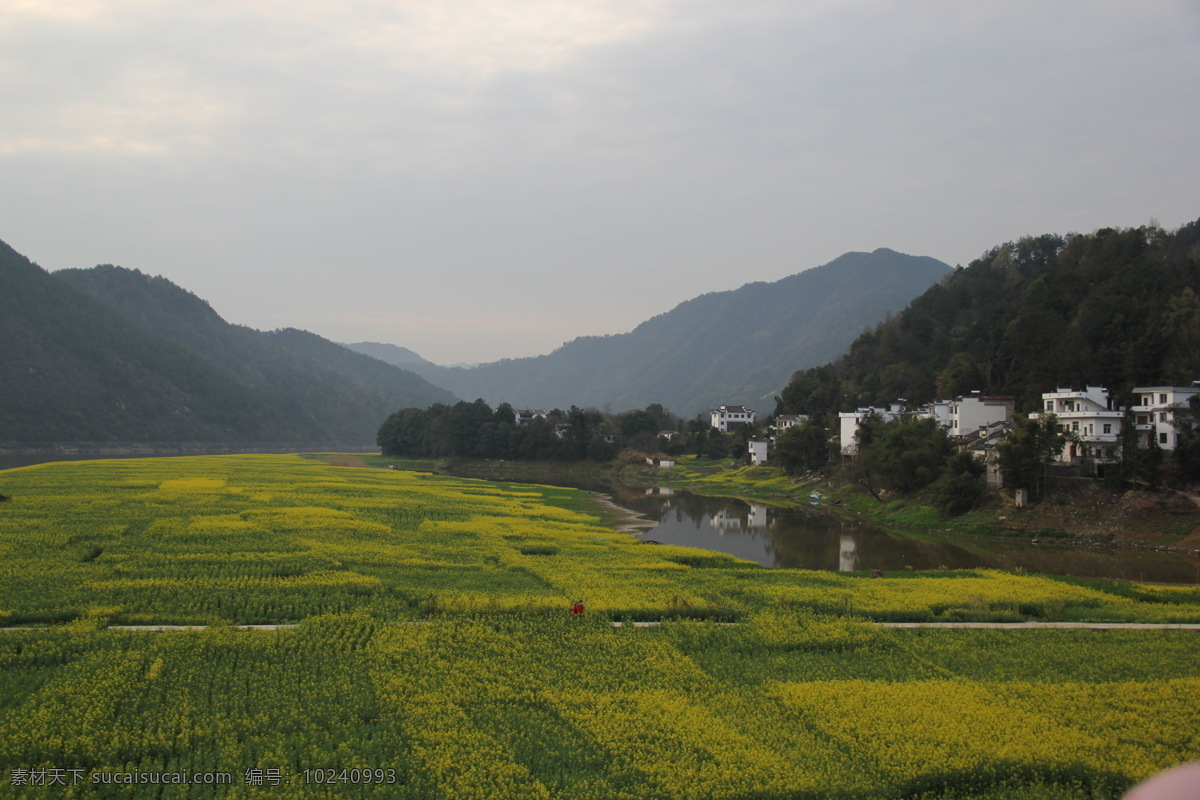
[1130,385,1200,450]
[1034,386,1123,463]
[918,392,1013,438]
[772,414,807,435]
[710,405,756,432]
[838,403,906,455]
[513,409,549,425]
[947,392,1015,438]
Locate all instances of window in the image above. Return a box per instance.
[1160,393,1168,404]
[1072,421,1079,432]
[1160,412,1167,422]
[1045,401,1053,411]
[1160,432,1169,445]
[1103,424,1112,434]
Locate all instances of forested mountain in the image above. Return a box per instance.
[777,221,1200,417]
[0,240,456,447]
[405,249,951,417]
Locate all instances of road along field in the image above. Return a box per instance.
[1,455,1198,798]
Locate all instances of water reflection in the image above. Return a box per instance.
[615,490,1200,584]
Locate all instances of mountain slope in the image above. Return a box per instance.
[408,249,951,416]
[0,237,456,446]
[0,240,284,443]
[343,342,430,367]
[53,263,457,444]
[777,220,1200,416]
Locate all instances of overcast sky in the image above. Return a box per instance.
[3,1,1198,364]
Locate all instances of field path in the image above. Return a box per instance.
[4,621,1200,632]
[875,622,1200,630]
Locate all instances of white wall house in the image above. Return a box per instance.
[772,414,807,435]
[711,405,756,432]
[1130,385,1200,450]
[747,439,768,466]
[838,403,905,455]
[918,400,952,428]
[916,392,1013,437]
[947,393,1015,437]
[1034,386,1123,463]
[514,409,549,425]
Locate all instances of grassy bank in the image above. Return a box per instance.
[625,455,1200,556]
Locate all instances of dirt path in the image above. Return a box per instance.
[6,621,1200,633]
[875,622,1200,630]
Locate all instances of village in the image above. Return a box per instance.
[707,383,1200,493]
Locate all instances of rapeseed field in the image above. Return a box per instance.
[0,455,1198,798]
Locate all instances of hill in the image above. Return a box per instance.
[343,341,431,367]
[407,249,951,417]
[0,239,456,447]
[777,220,1200,416]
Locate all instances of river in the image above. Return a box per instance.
[609,489,1200,584]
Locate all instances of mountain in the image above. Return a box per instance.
[0,239,456,447]
[776,220,1200,417]
[343,341,431,367]
[405,249,952,417]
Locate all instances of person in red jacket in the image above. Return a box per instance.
[570,600,584,616]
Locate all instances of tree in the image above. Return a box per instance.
[1169,395,1200,484]
[776,365,843,417]
[849,412,888,500]
[995,414,1068,500]
[773,418,831,474]
[929,451,987,515]
[876,417,953,493]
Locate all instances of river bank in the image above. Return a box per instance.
[385,453,1200,570]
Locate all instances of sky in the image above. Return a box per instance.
[2,1,1198,365]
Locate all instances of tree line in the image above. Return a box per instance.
[376,400,756,461]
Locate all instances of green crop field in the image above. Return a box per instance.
[1,455,1199,798]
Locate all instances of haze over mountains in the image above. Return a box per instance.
[369,249,952,417]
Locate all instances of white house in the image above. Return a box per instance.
[514,409,549,425]
[711,405,756,432]
[947,393,1015,437]
[1034,386,1123,463]
[917,400,952,428]
[916,392,1013,437]
[747,439,769,466]
[1130,384,1200,450]
[959,420,1011,488]
[838,403,906,455]
[772,414,807,435]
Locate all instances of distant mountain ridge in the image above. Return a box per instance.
[343,342,431,366]
[405,249,952,416]
[0,239,456,447]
